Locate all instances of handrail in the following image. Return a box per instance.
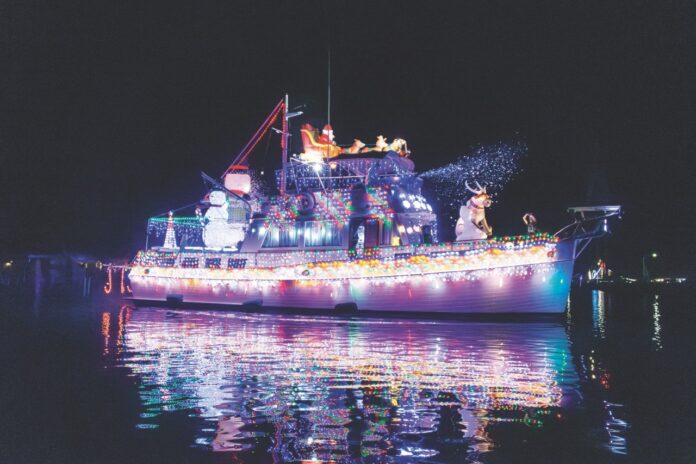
[554,206,622,242]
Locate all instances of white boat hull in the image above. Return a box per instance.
[130,241,575,314]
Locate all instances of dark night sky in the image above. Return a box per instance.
[1,1,695,273]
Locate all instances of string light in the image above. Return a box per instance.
[133,125,534,310]
[104,267,113,294]
[228,99,284,170]
[131,233,559,288]
[120,267,131,294]
[278,156,414,192]
[112,309,573,454]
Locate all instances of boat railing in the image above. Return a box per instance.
[145,216,205,250]
[279,156,415,192]
[554,205,622,259]
[554,205,622,240]
[136,232,559,269]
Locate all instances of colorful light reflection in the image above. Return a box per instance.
[107,309,580,460]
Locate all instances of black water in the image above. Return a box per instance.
[1,289,695,463]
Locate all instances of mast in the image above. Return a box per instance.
[281,94,288,195]
[327,46,331,126]
[280,94,304,195]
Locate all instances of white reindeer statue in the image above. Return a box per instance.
[455,181,493,241]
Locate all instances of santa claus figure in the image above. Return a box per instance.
[317,124,335,144]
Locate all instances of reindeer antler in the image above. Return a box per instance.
[475,181,487,193]
[465,180,481,194]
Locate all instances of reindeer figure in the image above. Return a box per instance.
[455,181,493,240]
[388,138,411,157]
[345,139,366,154]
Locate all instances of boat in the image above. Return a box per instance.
[128,96,620,314]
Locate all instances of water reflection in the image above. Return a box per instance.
[103,308,584,461]
[573,291,631,457]
[652,294,663,351]
[592,290,607,339]
[604,401,628,455]
[13,286,695,462]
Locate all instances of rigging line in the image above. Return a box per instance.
[231,101,283,169]
[327,44,331,126]
[261,122,274,164]
[238,99,283,159]
[234,108,282,168]
[152,201,202,218]
[228,99,284,171]
[323,0,332,126]
[200,171,251,212]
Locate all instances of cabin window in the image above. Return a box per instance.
[227,258,247,269]
[423,225,434,244]
[181,257,199,268]
[157,256,176,267]
[205,258,221,269]
[304,221,342,247]
[381,221,394,246]
[363,218,381,248]
[262,225,299,248]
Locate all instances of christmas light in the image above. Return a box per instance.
[104,267,113,294]
[131,233,559,288]
[111,308,573,455]
[128,100,568,315]
[120,267,131,294]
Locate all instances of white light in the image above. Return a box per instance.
[427,204,432,211]
[406,227,413,234]
[312,163,322,173]
[402,200,411,209]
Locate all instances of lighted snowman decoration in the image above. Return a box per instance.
[202,190,247,249]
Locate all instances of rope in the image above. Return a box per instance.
[152,201,202,218]
[227,99,284,173]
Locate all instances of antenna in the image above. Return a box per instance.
[281,94,288,195]
[327,45,331,126]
